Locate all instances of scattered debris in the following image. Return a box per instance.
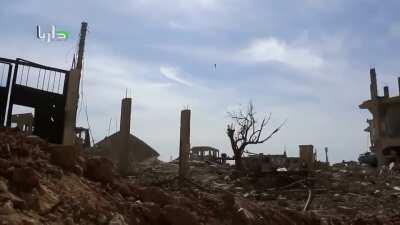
[1,129,400,224]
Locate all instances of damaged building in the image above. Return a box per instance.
[359,68,400,165]
[189,146,220,162]
[91,97,159,173]
[0,22,88,146]
[93,132,159,163]
[241,145,319,173]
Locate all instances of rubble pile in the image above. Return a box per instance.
[1,128,400,224]
[310,163,400,221]
[0,128,324,225]
[130,160,400,224]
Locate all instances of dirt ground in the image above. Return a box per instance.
[0,128,399,225]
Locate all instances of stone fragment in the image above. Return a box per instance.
[141,202,161,223]
[221,191,235,210]
[72,165,83,176]
[113,182,133,198]
[64,217,75,225]
[109,213,128,225]
[138,187,171,206]
[0,158,10,170]
[12,167,40,191]
[162,205,199,225]
[97,214,108,224]
[0,201,15,215]
[0,192,26,209]
[0,179,8,192]
[50,145,80,170]
[19,190,40,210]
[85,156,114,183]
[21,218,39,225]
[232,207,256,225]
[37,184,60,213]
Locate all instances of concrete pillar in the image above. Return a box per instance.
[370,68,378,100]
[63,22,88,145]
[118,98,132,175]
[398,77,400,96]
[299,145,314,170]
[63,69,81,144]
[384,86,389,98]
[179,109,191,179]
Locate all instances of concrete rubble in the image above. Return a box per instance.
[0,128,400,224]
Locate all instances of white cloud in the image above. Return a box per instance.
[118,0,243,31]
[236,38,324,71]
[168,21,186,30]
[160,66,193,86]
[156,36,326,74]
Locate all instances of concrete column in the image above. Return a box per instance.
[118,98,132,175]
[63,22,88,145]
[398,77,400,96]
[384,86,389,98]
[179,109,191,179]
[63,68,81,144]
[370,68,378,100]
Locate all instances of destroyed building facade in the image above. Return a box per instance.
[0,22,88,145]
[241,145,318,173]
[0,57,71,143]
[359,68,400,165]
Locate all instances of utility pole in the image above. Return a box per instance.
[63,22,88,145]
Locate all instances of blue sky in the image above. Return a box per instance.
[1,0,400,162]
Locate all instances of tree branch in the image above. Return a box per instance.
[227,102,286,157]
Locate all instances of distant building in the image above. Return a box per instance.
[11,113,34,133]
[91,131,159,163]
[359,68,400,165]
[242,153,287,173]
[241,145,320,172]
[190,146,220,161]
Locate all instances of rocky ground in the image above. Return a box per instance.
[0,128,399,225]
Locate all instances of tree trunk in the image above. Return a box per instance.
[234,152,243,170]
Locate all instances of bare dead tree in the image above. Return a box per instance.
[227,102,286,170]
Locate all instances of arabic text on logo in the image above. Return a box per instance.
[36,25,69,42]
